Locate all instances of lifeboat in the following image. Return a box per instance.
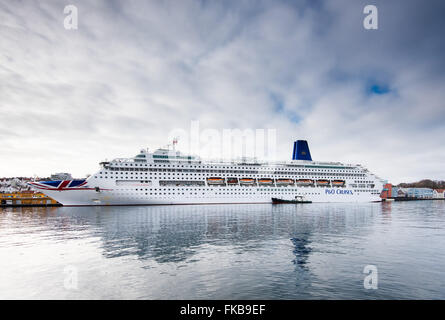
[316,179,330,186]
[258,178,274,185]
[296,179,314,186]
[276,179,294,185]
[240,178,256,185]
[331,180,345,187]
[207,177,225,185]
[227,178,239,185]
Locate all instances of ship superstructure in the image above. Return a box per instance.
[29,140,384,205]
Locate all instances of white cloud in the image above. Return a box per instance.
[0,0,444,184]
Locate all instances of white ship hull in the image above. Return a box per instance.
[37,186,381,206]
[29,141,384,206]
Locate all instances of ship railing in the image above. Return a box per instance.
[198,158,268,166]
[108,156,358,168]
[111,158,137,163]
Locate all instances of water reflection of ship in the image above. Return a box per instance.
[96,205,287,262]
[290,235,312,268]
[50,203,380,264]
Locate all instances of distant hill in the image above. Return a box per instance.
[398,179,445,189]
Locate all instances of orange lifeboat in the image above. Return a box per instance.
[227,178,239,185]
[331,180,345,187]
[258,178,274,185]
[316,179,330,185]
[276,179,294,185]
[296,179,314,185]
[240,178,256,185]
[207,177,225,185]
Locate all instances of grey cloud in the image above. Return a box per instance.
[0,0,444,183]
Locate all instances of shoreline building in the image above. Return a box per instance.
[433,189,445,199]
[380,183,393,199]
[398,187,434,199]
[381,184,440,200]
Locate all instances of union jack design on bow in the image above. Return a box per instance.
[28,180,90,191]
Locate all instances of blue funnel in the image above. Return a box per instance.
[292,140,312,161]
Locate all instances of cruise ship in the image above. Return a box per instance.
[29,140,384,205]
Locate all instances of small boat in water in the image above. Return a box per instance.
[272,196,312,204]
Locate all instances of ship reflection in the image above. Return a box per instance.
[96,204,285,263]
[1,203,380,267]
[88,204,378,265]
[290,235,312,269]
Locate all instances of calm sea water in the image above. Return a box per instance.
[1,201,445,299]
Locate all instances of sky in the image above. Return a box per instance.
[1,0,444,184]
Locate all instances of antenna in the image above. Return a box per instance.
[172,136,179,151]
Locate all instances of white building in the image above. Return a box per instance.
[433,189,445,199]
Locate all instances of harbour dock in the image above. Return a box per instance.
[1,191,61,207]
[383,197,445,202]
